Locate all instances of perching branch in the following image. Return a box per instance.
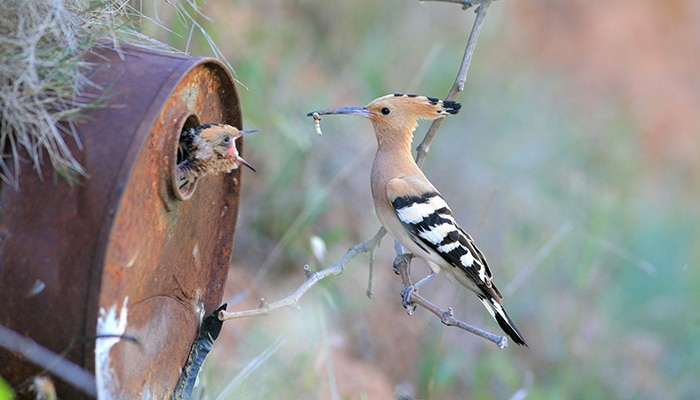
[220,0,501,348]
[415,0,493,167]
[398,0,506,348]
[393,251,508,349]
[219,230,385,321]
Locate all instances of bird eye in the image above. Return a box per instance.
[221,135,231,145]
[381,107,391,115]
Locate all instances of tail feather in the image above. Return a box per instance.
[477,294,528,347]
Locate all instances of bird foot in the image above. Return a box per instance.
[399,271,437,315]
[400,285,417,315]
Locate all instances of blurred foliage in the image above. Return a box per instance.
[140,0,700,398]
[0,376,11,400]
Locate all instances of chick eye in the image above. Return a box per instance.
[380,107,390,115]
[221,135,232,145]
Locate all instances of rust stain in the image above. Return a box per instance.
[0,43,243,399]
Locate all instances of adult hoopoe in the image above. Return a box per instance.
[177,123,257,191]
[308,94,527,346]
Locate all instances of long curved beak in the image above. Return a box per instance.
[307,106,370,118]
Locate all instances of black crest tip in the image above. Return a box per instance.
[443,100,461,115]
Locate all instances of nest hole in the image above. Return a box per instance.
[172,114,201,201]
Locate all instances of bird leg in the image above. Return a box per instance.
[393,241,434,310]
[392,241,412,275]
[393,250,436,314]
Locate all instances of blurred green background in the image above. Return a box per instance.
[142,0,700,398]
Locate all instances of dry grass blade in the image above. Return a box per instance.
[0,0,231,189]
[0,0,100,189]
[214,339,286,400]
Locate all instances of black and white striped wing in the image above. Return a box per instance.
[391,191,495,291]
[390,190,528,346]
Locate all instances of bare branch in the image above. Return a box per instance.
[394,0,507,348]
[0,324,97,397]
[219,231,385,321]
[366,227,387,298]
[393,252,508,349]
[420,0,483,10]
[503,222,573,297]
[416,0,493,167]
[220,0,501,351]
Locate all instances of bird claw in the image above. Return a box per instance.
[440,307,455,324]
[400,285,417,315]
[399,270,436,315]
[393,252,412,275]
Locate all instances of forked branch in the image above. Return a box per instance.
[219,230,385,320]
[393,252,507,348]
[221,0,503,348]
[400,0,505,348]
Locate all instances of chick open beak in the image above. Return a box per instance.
[228,128,258,172]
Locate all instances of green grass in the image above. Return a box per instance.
[0,376,12,400]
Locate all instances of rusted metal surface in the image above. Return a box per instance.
[0,44,243,398]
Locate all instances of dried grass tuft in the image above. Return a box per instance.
[0,0,228,189]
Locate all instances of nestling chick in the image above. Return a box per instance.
[177,123,257,192]
[308,94,527,346]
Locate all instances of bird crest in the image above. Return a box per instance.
[380,93,461,118]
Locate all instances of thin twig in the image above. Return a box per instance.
[416,0,493,167]
[577,230,657,275]
[366,227,387,298]
[393,251,507,348]
[392,0,503,348]
[420,0,483,10]
[219,233,384,321]
[253,142,373,287]
[220,0,499,351]
[503,222,573,297]
[0,324,97,397]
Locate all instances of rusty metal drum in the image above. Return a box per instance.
[0,44,243,398]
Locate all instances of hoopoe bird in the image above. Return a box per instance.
[177,123,257,191]
[308,94,527,346]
